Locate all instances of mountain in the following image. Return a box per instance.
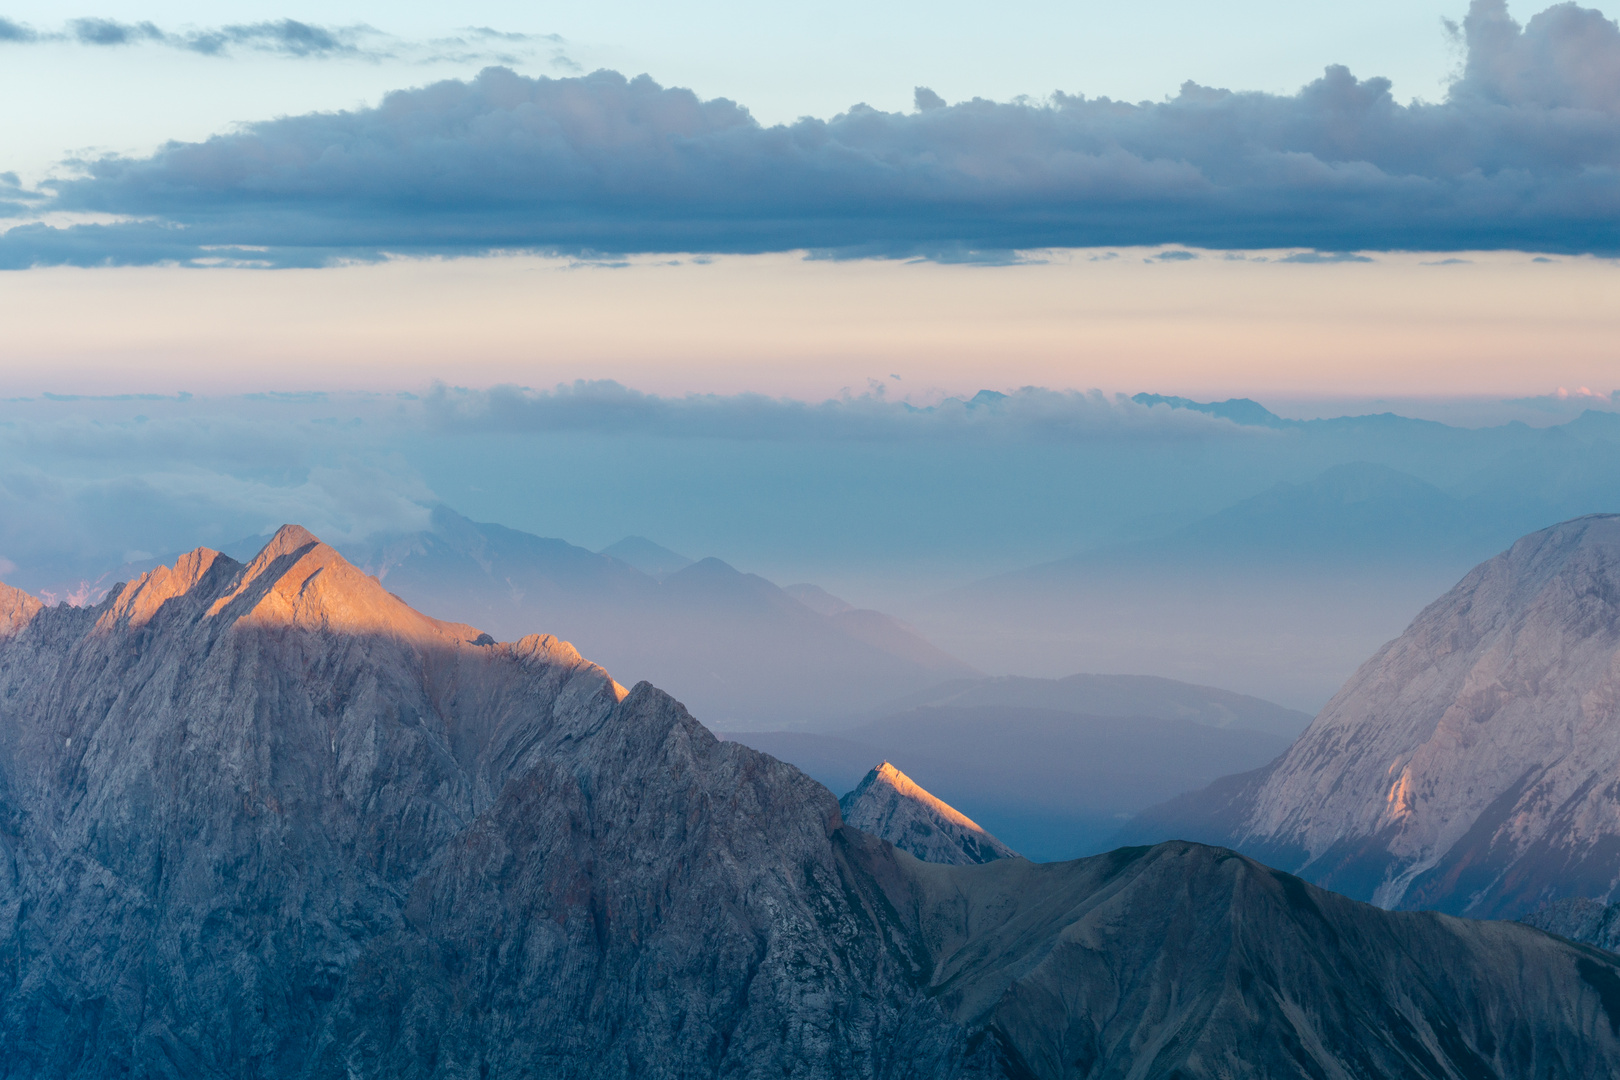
[917,461,1540,710]
[345,505,974,727]
[730,706,1292,860]
[1122,515,1620,919]
[1,529,1619,1076]
[838,762,1018,865]
[874,672,1311,737]
[597,535,693,578]
[783,582,855,616]
[1523,898,1620,953]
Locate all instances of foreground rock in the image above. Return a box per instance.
[0,527,1617,1078]
[839,762,1017,864]
[1124,515,1620,918]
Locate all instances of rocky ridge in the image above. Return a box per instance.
[1124,514,1620,918]
[0,527,1618,1077]
[1523,897,1620,952]
[839,762,1017,865]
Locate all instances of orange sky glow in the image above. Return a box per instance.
[1,248,1614,403]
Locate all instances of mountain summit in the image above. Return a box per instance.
[839,762,1018,864]
[1126,514,1620,917]
[1,528,1619,1077]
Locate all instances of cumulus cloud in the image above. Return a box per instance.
[3,1,1619,265]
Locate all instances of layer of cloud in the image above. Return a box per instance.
[0,16,560,63]
[4,1,1620,265]
[0,386,1263,592]
[425,382,1265,442]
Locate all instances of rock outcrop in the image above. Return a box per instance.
[1523,897,1620,952]
[2,527,1620,1078]
[839,762,1017,865]
[1123,514,1620,918]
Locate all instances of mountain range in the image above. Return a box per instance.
[911,407,1620,710]
[1,527,1619,1077]
[727,675,1302,860]
[1123,514,1620,919]
[342,505,975,728]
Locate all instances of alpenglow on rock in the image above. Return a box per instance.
[1124,514,1620,918]
[839,762,1018,865]
[2,526,1620,1077]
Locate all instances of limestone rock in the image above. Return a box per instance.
[0,527,1618,1078]
[840,762,1017,865]
[1126,514,1620,918]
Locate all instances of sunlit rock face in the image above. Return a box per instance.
[1129,514,1620,918]
[0,526,960,1077]
[0,526,1618,1078]
[840,762,1018,865]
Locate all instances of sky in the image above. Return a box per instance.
[0,1,1616,401]
[0,2,1619,708]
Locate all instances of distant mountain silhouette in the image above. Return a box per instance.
[875,672,1310,737]
[918,462,1522,709]
[344,506,974,727]
[782,582,854,616]
[598,535,693,579]
[730,702,1291,861]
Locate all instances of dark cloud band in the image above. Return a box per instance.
[0,16,556,61]
[4,0,1620,266]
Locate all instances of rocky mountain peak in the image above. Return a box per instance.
[0,581,42,637]
[840,761,1018,865]
[89,524,491,650]
[1129,513,1620,917]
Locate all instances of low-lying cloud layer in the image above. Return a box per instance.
[3,1,1619,265]
[425,382,1258,442]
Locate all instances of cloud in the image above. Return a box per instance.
[71,18,165,46]
[6,1,1620,266]
[0,15,552,63]
[0,17,38,42]
[423,381,1263,443]
[1278,251,1375,263]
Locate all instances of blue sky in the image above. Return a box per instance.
[0,0,1478,183]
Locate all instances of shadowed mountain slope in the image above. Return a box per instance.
[1,530,1619,1077]
[839,762,1018,866]
[1122,514,1620,919]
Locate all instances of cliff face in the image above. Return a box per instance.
[2,527,1620,1078]
[0,526,963,1077]
[1126,514,1620,918]
[839,762,1018,865]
